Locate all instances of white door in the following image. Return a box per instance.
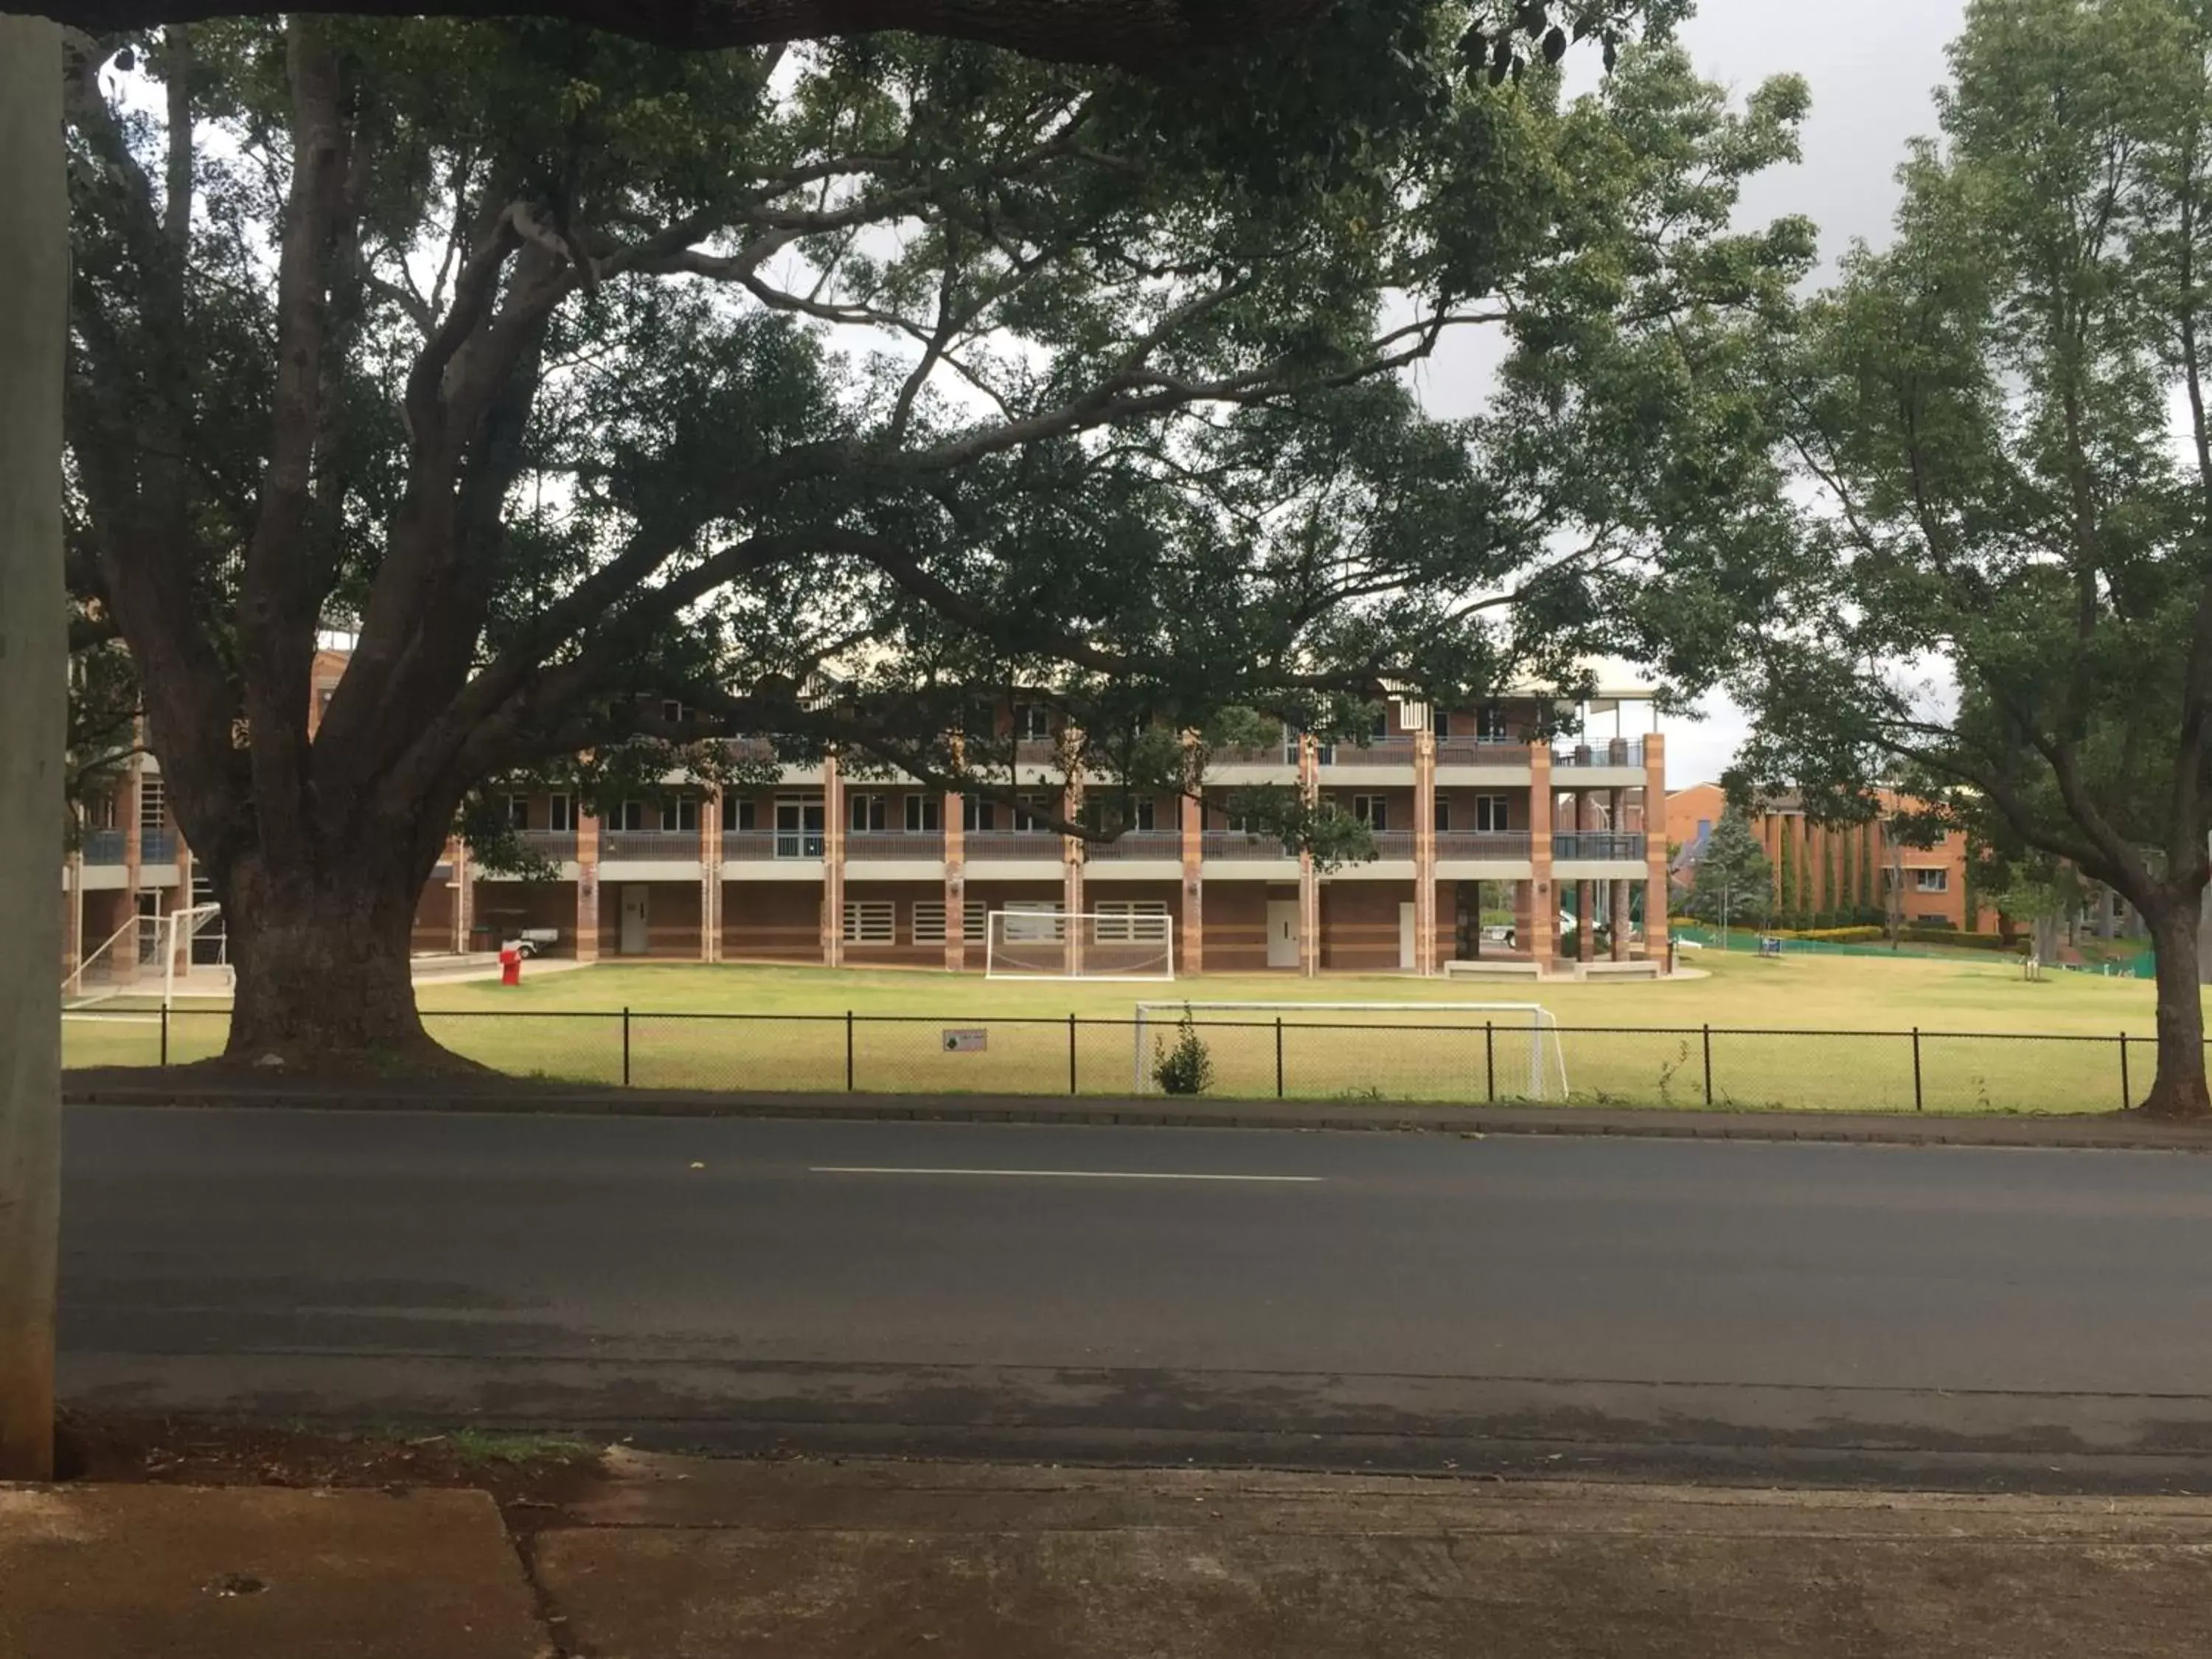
[619,885,650,955]
[1399,902,1416,970]
[1267,900,1300,968]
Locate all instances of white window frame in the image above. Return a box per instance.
[722,795,755,832]
[965,900,988,939]
[1132,797,1157,832]
[138,776,166,833]
[904,795,941,833]
[547,793,574,832]
[1015,703,1051,740]
[1352,795,1388,831]
[1013,793,1051,833]
[912,902,947,943]
[1433,798,1451,833]
[849,792,888,832]
[841,900,896,945]
[504,793,531,830]
[1475,794,1510,833]
[962,796,996,832]
[661,796,698,832]
[1475,706,1509,742]
[1094,898,1171,942]
[1913,868,1950,893]
[615,799,646,832]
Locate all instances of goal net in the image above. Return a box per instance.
[1132,1001,1570,1102]
[984,907,1175,981]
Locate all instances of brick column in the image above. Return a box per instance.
[1413,724,1438,975]
[943,783,966,972]
[61,844,83,984]
[574,809,601,964]
[1576,788,1596,965]
[1180,744,1203,975]
[1298,734,1321,978]
[450,837,470,953]
[1610,785,1629,961]
[172,834,195,981]
[1062,755,1085,977]
[1526,745,1554,967]
[822,754,844,967]
[1644,732,1671,967]
[700,786,723,963]
[118,766,143,984]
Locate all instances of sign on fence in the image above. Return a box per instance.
[942,1029,988,1053]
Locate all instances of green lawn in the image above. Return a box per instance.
[64,950,2190,1115]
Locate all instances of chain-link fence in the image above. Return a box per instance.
[60,1006,2173,1114]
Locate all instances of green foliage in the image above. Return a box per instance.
[1684,807,1771,925]
[1152,1007,1217,1095]
[1733,0,2212,1104]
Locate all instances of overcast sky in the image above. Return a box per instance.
[1412,0,1969,789]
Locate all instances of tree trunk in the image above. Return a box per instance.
[2138,893,2211,1121]
[218,849,458,1070]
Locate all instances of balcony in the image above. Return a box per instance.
[1325,737,1417,767]
[1085,831,1183,861]
[515,828,577,860]
[1435,735,1528,765]
[846,830,945,860]
[1553,832,1644,861]
[1436,832,1531,859]
[141,830,176,863]
[1013,737,1060,765]
[82,830,125,865]
[599,830,702,861]
[1551,740,1646,770]
[1363,831,1416,860]
[1203,830,1295,860]
[963,831,1065,860]
[725,830,823,860]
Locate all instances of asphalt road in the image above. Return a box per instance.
[57,1107,2212,1486]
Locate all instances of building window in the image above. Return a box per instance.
[1133,797,1157,832]
[722,795,755,832]
[1351,796,1388,831]
[1475,706,1509,742]
[842,900,895,945]
[849,793,887,832]
[1696,818,1712,842]
[1913,868,1949,893]
[962,796,997,832]
[1433,711,1452,740]
[139,777,166,833]
[913,902,947,943]
[1094,899,1170,942]
[504,794,531,830]
[1281,731,1303,765]
[1015,703,1051,740]
[904,795,941,833]
[85,793,117,831]
[661,698,686,726]
[1433,798,1451,833]
[1368,707,1389,740]
[614,799,646,832]
[1476,794,1510,832]
[547,793,574,832]
[1013,793,1051,832]
[661,796,698,832]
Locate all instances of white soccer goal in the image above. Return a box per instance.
[161,902,232,1006]
[984,907,1175,981]
[1131,1001,1570,1102]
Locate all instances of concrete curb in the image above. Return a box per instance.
[58,1071,2212,1152]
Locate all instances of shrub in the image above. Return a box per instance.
[1152,1008,1216,1096]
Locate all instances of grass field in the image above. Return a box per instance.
[63,947,2194,1116]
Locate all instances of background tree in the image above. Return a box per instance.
[1683,806,1771,931]
[1737,0,2212,1116]
[61,13,1809,1065]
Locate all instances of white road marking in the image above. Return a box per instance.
[809,1166,1322,1183]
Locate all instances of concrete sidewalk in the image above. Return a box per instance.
[11,1457,2212,1658]
[60,1067,2212,1151]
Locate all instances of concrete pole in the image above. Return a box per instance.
[0,14,66,1481]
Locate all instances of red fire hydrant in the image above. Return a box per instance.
[499,945,521,987]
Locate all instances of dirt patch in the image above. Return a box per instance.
[52,1410,608,1540]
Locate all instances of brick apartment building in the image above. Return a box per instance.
[63,657,1675,983]
[1663,782,1995,931]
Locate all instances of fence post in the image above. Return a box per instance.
[1700,1023,1712,1107]
[846,1009,855,1092]
[1910,1026,1923,1113]
[2120,1032,2131,1110]
[622,1007,630,1088]
[1068,1013,1078,1096]
[160,1003,169,1068]
[1485,1020,1495,1104]
[1275,1017,1284,1099]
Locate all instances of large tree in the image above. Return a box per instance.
[1683,806,1771,929]
[61,10,1804,1068]
[1736,0,2212,1118]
